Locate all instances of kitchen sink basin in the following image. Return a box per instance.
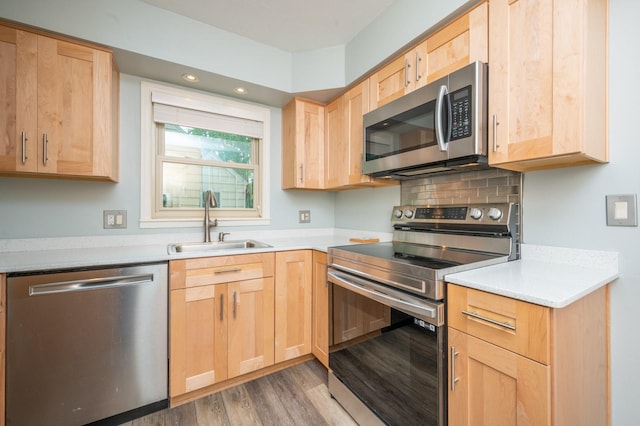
[167,240,272,254]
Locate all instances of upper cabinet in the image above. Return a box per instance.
[0,22,119,181]
[369,2,488,110]
[488,0,608,171]
[281,97,325,189]
[325,80,397,190]
[369,39,428,110]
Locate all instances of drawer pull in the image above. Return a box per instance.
[450,346,459,392]
[214,267,242,274]
[461,310,515,331]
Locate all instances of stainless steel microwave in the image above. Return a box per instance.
[363,61,488,178]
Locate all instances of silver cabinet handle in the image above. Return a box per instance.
[29,274,154,296]
[461,310,515,330]
[434,85,450,152]
[233,291,237,319]
[404,58,410,87]
[415,51,422,82]
[214,267,242,274]
[450,346,459,391]
[42,133,48,165]
[21,131,27,164]
[220,293,224,321]
[492,114,499,152]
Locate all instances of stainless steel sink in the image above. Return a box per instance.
[167,240,272,254]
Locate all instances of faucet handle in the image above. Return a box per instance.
[206,190,218,208]
[218,232,230,242]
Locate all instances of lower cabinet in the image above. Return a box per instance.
[447,283,610,425]
[311,251,329,368]
[169,253,275,399]
[1,274,5,426]
[274,250,312,363]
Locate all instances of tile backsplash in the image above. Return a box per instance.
[400,168,522,206]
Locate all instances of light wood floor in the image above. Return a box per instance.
[120,360,358,426]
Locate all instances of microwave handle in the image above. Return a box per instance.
[435,85,450,152]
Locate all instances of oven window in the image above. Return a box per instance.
[330,303,442,425]
[365,100,438,160]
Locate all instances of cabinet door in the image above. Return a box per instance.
[36,36,112,178]
[324,96,346,189]
[369,41,427,110]
[275,250,312,362]
[0,25,37,173]
[311,251,329,368]
[488,0,607,170]
[281,98,325,189]
[448,328,551,426]
[227,277,275,379]
[170,285,227,397]
[1,274,5,426]
[425,2,488,83]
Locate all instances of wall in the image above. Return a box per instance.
[0,74,336,238]
[522,1,639,422]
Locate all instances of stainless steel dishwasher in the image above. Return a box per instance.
[6,262,168,426]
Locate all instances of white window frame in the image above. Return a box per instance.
[140,81,271,228]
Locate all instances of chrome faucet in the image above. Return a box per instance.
[218,232,230,242]
[203,190,218,242]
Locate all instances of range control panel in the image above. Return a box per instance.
[391,203,513,226]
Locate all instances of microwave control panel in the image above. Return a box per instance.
[450,85,472,141]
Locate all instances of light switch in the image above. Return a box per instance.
[606,194,637,226]
[614,201,628,220]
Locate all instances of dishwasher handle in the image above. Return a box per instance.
[29,273,155,296]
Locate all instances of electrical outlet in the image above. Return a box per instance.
[299,210,311,223]
[103,210,127,229]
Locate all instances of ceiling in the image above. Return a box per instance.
[141,0,396,52]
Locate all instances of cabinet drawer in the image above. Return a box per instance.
[170,253,275,290]
[448,284,550,364]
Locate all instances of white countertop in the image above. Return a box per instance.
[0,233,619,309]
[0,229,389,273]
[445,244,619,308]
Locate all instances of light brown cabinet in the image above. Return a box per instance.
[281,97,325,189]
[274,250,312,363]
[369,2,488,110]
[325,80,397,190]
[447,283,610,426]
[0,22,119,181]
[424,1,488,83]
[332,284,390,345]
[311,251,329,368]
[487,0,608,171]
[369,39,428,110]
[0,274,5,426]
[169,253,275,399]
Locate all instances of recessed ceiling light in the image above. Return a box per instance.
[234,87,248,95]
[182,73,199,83]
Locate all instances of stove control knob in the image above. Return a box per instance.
[469,208,483,220]
[488,207,503,220]
[393,208,403,219]
[404,209,414,219]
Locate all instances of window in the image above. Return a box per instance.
[140,82,271,228]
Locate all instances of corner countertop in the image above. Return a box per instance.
[0,229,390,274]
[1,233,620,310]
[445,244,619,308]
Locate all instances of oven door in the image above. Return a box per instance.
[327,268,446,426]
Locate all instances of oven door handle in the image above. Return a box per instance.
[328,270,442,325]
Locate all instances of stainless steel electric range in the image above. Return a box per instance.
[327,202,518,426]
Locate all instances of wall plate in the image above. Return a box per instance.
[606,194,637,226]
